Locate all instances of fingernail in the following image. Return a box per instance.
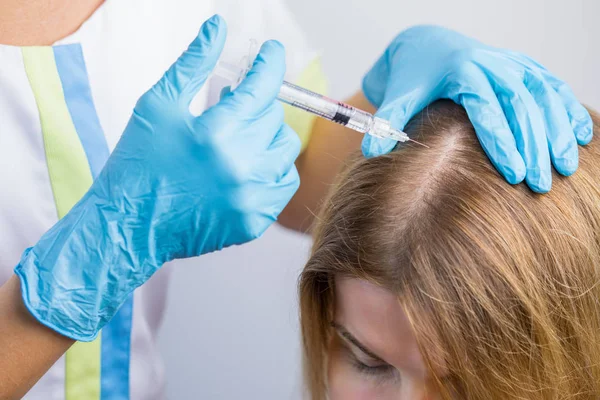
[503,166,525,185]
[527,167,551,193]
[492,153,525,185]
[555,156,578,177]
[202,15,220,38]
[208,14,222,25]
[576,122,594,145]
[263,40,284,52]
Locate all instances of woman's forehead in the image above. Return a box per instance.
[334,276,427,376]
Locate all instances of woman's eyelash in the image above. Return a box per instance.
[341,345,396,378]
[350,357,395,376]
[334,332,398,380]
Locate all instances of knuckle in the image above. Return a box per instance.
[272,102,285,124]
[283,166,301,190]
[523,68,545,88]
[398,24,447,41]
[135,89,162,113]
[218,91,247,113]
[287,132,302,159]
[290,172,301,192]
[247,222,268,241]
[231,88,257,107]
[449,48,482,70]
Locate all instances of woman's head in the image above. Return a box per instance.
[300,101,600,399]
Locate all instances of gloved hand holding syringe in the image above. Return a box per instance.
[214,40,424,146]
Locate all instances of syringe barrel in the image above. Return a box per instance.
[278,82,373,133]
[213,62,408,141]
[278,82,338,119]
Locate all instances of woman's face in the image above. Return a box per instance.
[328,276,442,399]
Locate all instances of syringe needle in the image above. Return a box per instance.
[408,138,430,148]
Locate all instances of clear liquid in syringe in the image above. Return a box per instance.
[277,81,411,143]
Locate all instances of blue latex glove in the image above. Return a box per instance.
[14,15,300,341]
[362,25,593,193]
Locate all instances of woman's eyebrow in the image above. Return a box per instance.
[331,321,386,362]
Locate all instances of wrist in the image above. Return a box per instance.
[13,192,131,341]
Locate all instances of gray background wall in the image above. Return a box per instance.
[158,1,600,398]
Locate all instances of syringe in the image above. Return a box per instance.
[213,61,411,144]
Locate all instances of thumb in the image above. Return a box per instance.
[158,14,227,103]
[361,93,427,158]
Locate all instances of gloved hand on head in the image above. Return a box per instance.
[362,25,593,193]
[15,15,300,341]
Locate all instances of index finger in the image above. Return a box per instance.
[219,40,286,116]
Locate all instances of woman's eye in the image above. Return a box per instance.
[341,345,397,379]
[351,358,395,377]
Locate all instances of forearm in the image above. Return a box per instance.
[0,275,73,399]
[279,91,375,232]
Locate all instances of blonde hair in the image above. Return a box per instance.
[299,101,600,399]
